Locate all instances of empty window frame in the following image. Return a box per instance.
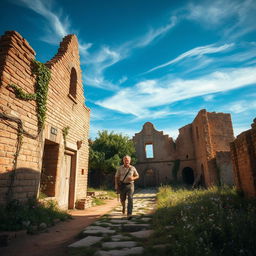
[145,144,154,158]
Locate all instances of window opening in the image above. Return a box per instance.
[145,144,154,158]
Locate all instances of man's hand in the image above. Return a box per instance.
[127,176,134,182]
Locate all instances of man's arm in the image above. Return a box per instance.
[115,168,120,190]
[115,175,120,190]
[128,168,139,182]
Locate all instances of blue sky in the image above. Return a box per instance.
[1,0,256,139]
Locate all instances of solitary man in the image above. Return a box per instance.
[115,155,139,219]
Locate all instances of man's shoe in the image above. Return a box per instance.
[127,214,132,220]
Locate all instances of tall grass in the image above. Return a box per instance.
[145,185,256,256]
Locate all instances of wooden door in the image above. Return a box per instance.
[59,154,71,209]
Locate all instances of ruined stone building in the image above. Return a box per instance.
[0,31,90,209]
[231,119,256,197]
[133,109,234,187]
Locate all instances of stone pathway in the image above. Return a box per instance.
[68,188,157,256]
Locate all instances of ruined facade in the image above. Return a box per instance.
[0,31,90,209]
[133,122,176,187]
[230,119,256,197]
[133,109,234,187]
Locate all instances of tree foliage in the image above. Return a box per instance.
[89,130,136,175]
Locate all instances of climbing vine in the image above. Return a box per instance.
[32,60,51,132]
[62,126,70,147]
[8,59,51,133]
[1,60,50,202]
[8,84,36,100]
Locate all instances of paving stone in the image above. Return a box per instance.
[68,236,103,247]
[85,226,111,230]
[83,226,116,235]
[110,219,129,224]
[102,241,137,249]
[122,223,150,232]
[111,234,130,242]
[130,229,154,239]
[95,247,144,256]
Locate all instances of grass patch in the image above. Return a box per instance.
[143,185,256,256]
[0,198,71,232]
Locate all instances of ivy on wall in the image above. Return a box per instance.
[8,59,51,133]
[1,60,51,202]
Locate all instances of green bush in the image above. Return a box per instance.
[0,198,71,232]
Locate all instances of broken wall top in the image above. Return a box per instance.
[133,122,176,161]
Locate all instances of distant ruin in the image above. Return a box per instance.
[230,118,256,197]
[133,109,235,187]
[0,31,90,209]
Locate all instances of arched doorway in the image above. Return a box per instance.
[182,167,194,185]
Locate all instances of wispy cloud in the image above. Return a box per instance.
[224,100,256,114]
[19,0,69,41]
[97,67,256,118]
[146,43,234,73]
[185,0,256,39]
[16,0,92,53]
[82,16,177,90]
[135,16,177,48]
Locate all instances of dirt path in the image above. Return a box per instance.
[1,199,119,256]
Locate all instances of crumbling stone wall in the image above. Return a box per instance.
[179,110,234,187]
[133,122,176,186]
[0,31,90,208]
[216,151,233,186]
[230,119,256,197]
[134,110,234,187]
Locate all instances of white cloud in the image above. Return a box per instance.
[203,95,215,101]
[89,123,137,140]
[185,0,256,39]
[146,43,234,73]
[135,16,177,47]
[17,0,92,54]
[224,100,256,114]
[97,67,256,117]
[233,126,251,137]
[19,0,68,39]
[82,16,177,90]
[186,0,239,25]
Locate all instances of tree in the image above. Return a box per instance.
[88,130,136,187]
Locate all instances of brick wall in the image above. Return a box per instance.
[0,31,41,204]
[133,122,176,186]
[216,151,233,186]
[0,31,90,208]
[134,110,234,188]
[230,119,256,197]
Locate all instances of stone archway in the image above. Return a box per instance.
[182,167,194,185]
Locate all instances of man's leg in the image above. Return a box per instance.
[120,189,126,214]
[127,184,134,217]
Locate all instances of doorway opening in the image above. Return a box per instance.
[40,140,59,197]
[182,167,194,185]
